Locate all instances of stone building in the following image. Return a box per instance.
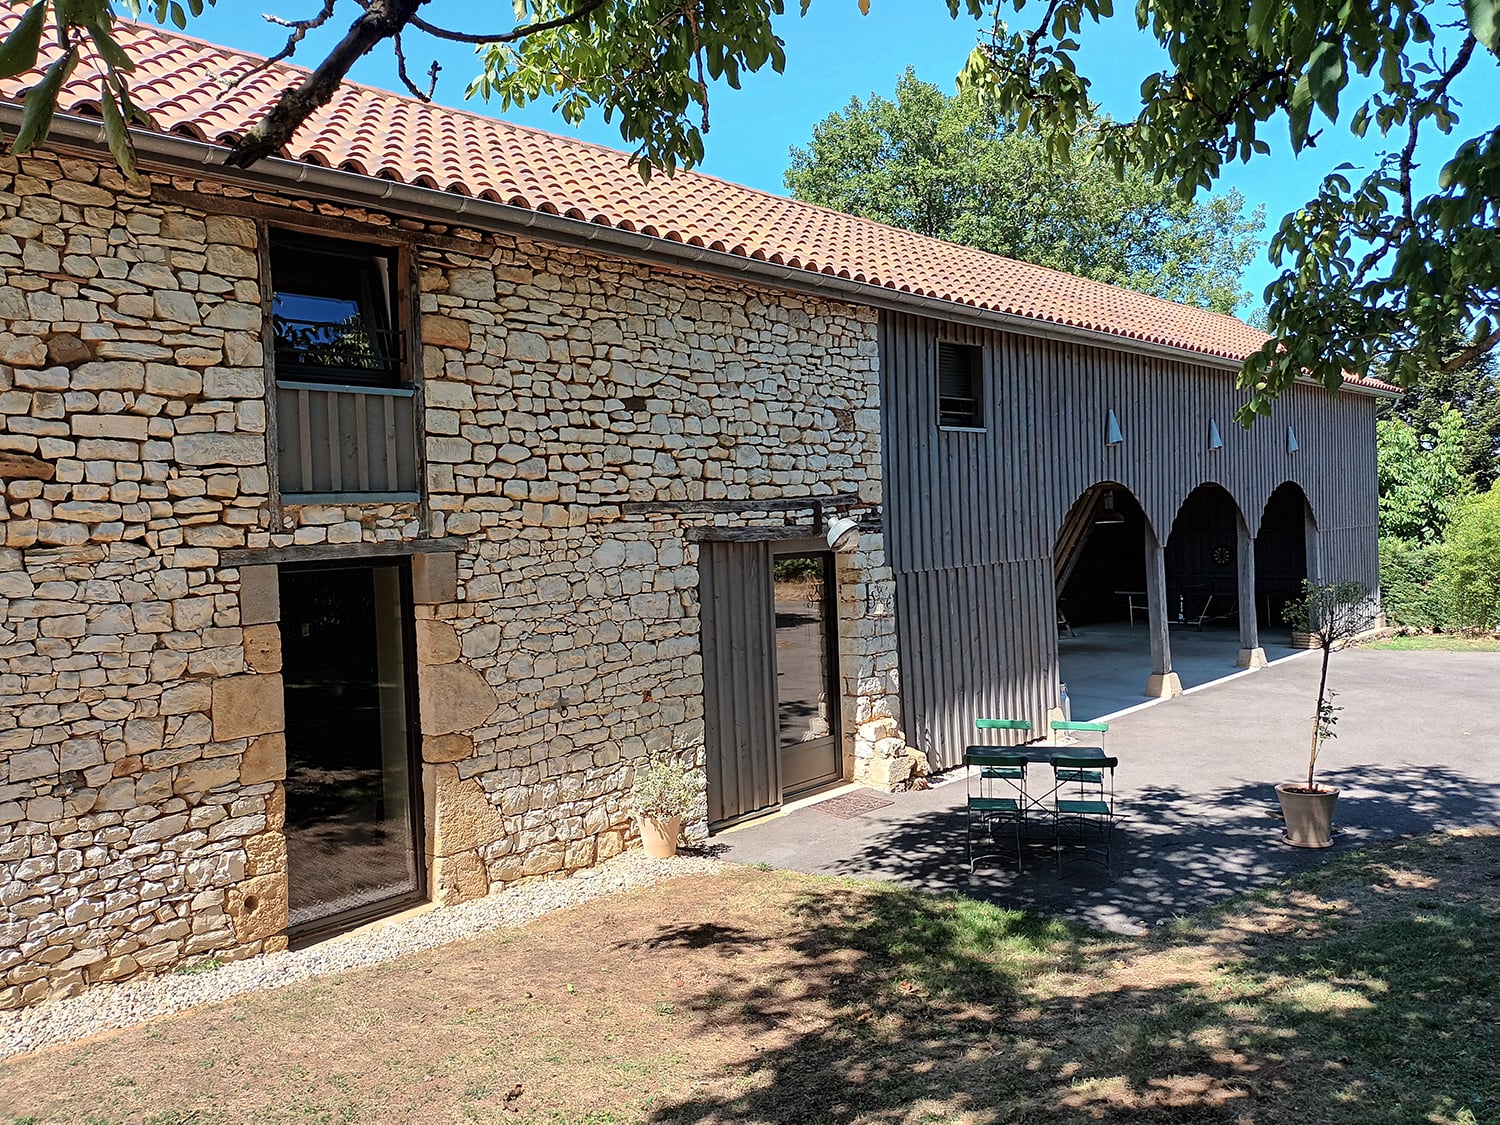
[0,19,1390,1007]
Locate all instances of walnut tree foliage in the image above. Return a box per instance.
[957,0,1499,423]
[1,0,1496,419]
[785,69,1264,314]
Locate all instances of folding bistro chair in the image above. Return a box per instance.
[1048,719,1109,796]
[965,747,1027,872]
[1050,752,1118,874]
[965,718,1033,872]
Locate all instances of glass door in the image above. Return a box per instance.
[280,562,424,938]
[772,552,843,797]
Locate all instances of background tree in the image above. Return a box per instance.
[1379,346,1500,489]
[1440,483,1500,628]
[785,70,1264,313]
[1375,405,1475,542]
[0,0,1495,415]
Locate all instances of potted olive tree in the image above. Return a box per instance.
[1277,579,1375,847]
[630,753,698,858]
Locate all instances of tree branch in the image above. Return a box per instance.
[392,28,439,100]
[1439,328,1500,375]
[224,0,426,167]
[1397,37,1476,226]
[407,0,611,47]
[242,0,340,79]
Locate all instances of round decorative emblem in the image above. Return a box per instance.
[1212,544,1233,566]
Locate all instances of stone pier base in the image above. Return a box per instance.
[1144,672,1184,699]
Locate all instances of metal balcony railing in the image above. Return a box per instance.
[272,318,404,384]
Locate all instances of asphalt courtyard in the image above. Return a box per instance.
[715,648,1500,933]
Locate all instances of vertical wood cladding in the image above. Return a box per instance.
[879,311,1380,768]
[700,541,782,828]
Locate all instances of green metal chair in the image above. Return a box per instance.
[1051,752,1118,873]
[1048,719,1109,792]
[965,747,1027,872]
[974,718,1033,782]
[965,718,1034,872]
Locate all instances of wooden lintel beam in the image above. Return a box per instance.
[621,491,861,516]
[686,525,822,543]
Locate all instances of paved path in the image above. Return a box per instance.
[717,649,1500,933]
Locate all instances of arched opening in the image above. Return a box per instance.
[1053,483,1150,720]
[1163,483,1246,685]
[1256,482,1315,639]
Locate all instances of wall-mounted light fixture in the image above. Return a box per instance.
[1209,419,1223,451]
[1287,425,1299,454]
[826,515,861,551]
[1106,408,1124,446]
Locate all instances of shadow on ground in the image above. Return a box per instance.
[818,763,1500,933]
[645,833,1499,1125]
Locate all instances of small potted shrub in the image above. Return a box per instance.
[630,753,697,858]
[1277,579,1374,847]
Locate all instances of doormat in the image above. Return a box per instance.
[811,792,895,820]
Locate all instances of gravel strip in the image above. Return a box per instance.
[0,849,729,1061]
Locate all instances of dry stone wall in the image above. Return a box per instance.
[0,147,908,1008]
[0,152,286,1009]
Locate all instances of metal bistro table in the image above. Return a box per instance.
[965,744,1114,871]
[966,750,1110,822]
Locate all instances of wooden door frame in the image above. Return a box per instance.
[769,540,845,799]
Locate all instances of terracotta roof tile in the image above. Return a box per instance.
[0,14,1396,387]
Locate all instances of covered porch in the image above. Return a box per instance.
[1058,622,1301,721]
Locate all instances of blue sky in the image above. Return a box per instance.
[154,0,1487,316]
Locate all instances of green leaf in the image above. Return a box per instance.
[1307,40,1347,122]
[0,2,47,80]
[1463,0,1500,51]
[98,81,139,182]
[11,47,76,153]
[1246,0,1277,50]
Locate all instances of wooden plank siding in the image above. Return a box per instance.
[700,541,783,828]
[878,311,1380,768]
[275,381,419,498]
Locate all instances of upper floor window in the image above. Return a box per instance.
[271,232,402,385]
[937,341,984,429]
[269,230,417,499]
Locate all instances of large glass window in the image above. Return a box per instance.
[271,232,401,385]
[280,562,424,937]
[773,552,843,797]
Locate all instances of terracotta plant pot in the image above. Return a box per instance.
[1276,782,1339,848]
[638,814,682,859]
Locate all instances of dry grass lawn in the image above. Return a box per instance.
[2,830,1496,1125]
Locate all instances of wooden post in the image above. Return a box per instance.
[1236,513,1267,669]
[1304,504,1322,583]
[1143,522,1182,698]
